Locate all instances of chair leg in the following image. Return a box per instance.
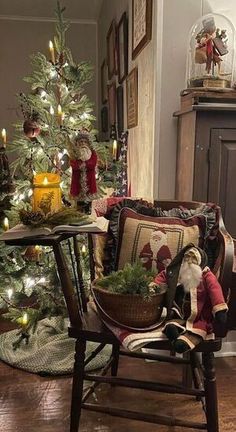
[190,352,204,400]
[70,339,86,432]
[182,352,192,388]
[111,343,120,377]
[202,352,219,432]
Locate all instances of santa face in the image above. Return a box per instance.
[150,230,167,253]
[74,138,92,161]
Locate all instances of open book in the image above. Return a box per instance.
[0,216,109,241]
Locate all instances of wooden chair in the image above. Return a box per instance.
[68,200,234,432]
[5,200,233,432]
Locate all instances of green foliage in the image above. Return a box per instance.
[96,263,160,298]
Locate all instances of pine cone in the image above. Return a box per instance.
[19,209,45,226]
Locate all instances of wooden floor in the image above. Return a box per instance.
[0,334,236,432]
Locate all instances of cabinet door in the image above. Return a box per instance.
[208,129,236,237]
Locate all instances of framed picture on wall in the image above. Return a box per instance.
[132,0,153,60]
[101,60,108,103]
[117,12,128,84]
[106,20,117,80]
[117,85,124,138]
[126,67,138,129]
[107,82,116,127]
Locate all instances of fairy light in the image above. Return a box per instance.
[81,244,86,254]
[50,106,55,115]
[24,277,35,289]
[28,189,33,197]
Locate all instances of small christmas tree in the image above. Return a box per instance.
[0,1,121,343]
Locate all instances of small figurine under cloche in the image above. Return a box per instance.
[186,13,235,89]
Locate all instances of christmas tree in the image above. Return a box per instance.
[0,1,120,344]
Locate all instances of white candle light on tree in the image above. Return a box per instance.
[7,288,13,300]
[57,104,63,125]
[1,128,6,147]
[50,106,55,115]
[49,40,55,63]
[22,312,28,328]
[112,139,117,161]
[3,217,9,231]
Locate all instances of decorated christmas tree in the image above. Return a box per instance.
[0,1,120,345]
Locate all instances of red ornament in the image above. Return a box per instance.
[23,120,41,138]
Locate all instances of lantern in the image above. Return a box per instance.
[32,173,62,215]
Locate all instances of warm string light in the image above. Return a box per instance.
[81,244,86,254]
[43,176,49,186]
[7,289,13,300]
[50,106,55,115]
[1,128,6,147]
[49,40,55,63]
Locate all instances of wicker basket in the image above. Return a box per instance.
[92,285,166,328]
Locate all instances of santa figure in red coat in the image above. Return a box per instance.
[139,228,172,272]
[154,244,228,352]
[69,130,97,201]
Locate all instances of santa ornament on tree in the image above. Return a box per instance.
[69,130,97,202]
[155,244,228,353]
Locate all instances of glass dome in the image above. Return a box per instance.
[186,13,235,89]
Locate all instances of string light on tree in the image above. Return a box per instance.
[50,106,55,115]
[7,288,13,300]
[57,104,63,125]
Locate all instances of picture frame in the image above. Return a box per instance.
[106,20,117,80]
[107,82,116,127]
[117,12,128,84]
[126,67,138,129]
[132,0,153,60]
[101,60,108,104]
[117,85,124,138]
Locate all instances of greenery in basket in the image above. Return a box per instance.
[96,262,166,299]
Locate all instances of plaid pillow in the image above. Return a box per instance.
[116,208,206,272]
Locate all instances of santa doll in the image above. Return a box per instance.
[154,244,228,353]
[69,131,97,202]
[139,228,172,272]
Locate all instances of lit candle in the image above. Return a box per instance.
[32,172,62,214]
[112,139,117,160]
[1,128,6,147]
[57,104,63,125]
[49,40,55,63]
[3,217,9,231]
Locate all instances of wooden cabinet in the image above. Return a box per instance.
[175,91,236,238]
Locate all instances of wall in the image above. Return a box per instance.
[98,0,157,200]
[0,16,97,146]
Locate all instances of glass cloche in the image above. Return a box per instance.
[186,13,235,89]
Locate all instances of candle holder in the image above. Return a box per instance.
[32,173,62,215]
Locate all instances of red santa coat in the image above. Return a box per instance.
[154,267,228,339]
[70,150,97,198]
[139,244,172,273]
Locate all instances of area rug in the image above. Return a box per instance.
[0,316,111,375]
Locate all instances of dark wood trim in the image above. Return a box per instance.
[117,12,128,84]
[106,19,117,80]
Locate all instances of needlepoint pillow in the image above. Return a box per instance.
[116,208,206,272]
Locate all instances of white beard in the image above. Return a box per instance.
[77,146,92,161]
[178,261,202,293]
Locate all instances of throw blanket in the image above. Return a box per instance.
[0,316,111,375]
[105,321,167,351]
